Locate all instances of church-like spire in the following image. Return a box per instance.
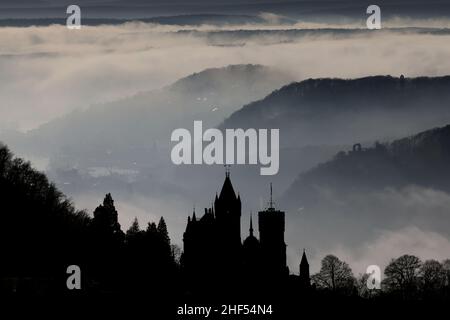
[300,248,310,287]
[267,182,275,210]
[301,249,309,266]
[249,213,254,237]
[224,164,231,178]
[218,169,237,201]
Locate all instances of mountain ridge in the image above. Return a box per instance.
[221,75,450,147]
[282,123,450,210]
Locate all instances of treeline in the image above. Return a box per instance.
[0,144,179,296]
[310,254,450,301]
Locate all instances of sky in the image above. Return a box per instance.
[1,0,450,20]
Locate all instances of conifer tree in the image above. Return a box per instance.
[157,217,170,247]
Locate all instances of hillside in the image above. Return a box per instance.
[284,124,450,208]
[15,64,292,159]
[222,76,450,147]
[279,124,450,253]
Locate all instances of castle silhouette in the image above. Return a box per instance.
[182,171,310,292]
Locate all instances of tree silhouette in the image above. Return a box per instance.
[420,260,446,296]
[89,193,125,289]
[92,193,123,238]
[0,144,90,294]
[312,254,355,294]
[127,217,141,237]
[157,217,170,247]
[171,244,182,266]
[125,217,145,248]
[443,259,450,285]
[123,217,146,292]
[355,273,379,299]
[147,221,157,234]
[383,254,422,299]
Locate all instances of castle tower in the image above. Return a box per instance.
[243,214,261,267]
[299,249,310,288]
[258,183,288,277]
[214,170,242,251]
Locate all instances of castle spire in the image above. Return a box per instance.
[218,168,237,201]
[301,248,307,260]
[268,182,275,209]
[300,248,310,287]
[249,213,254,237]
[224,164,231,178]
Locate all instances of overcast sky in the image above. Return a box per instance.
[1,0,450,19]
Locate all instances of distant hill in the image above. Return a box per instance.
[284,124,450,208]
[222,76,450,147]
[3,64,295,204]
[277,124,450,255]
[17,64,292,160]
[0,14,291,27]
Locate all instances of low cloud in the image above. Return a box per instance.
[286,185,450,274]
[2,21,450,130]
[324,226,450,276]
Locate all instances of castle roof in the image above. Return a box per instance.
[218,174,237,201]
[243,214,259,248]
[300,249,309,267]
[243,234,259,248]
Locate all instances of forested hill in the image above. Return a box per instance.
[222,76,450,147]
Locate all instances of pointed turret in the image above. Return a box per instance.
[300,249,309,268]
[268,182,275,210]
[249,213,254,237]
[243,214,259,251]
[299,249,310,288]
[215,169,241,222]
[219,173,237,201]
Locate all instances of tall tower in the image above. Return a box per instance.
[258,184,288,277]
[214,169,242,271]
[299,249,310,288]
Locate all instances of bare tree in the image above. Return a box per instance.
[420,259,446,293]
[383,254,421,297]
[312,254,355,294]
[356,273,381,299]
[442,259,450,287]
[171,244,183,266]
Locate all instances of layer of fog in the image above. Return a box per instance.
[286,185,450,274]
[3,21,450,130]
